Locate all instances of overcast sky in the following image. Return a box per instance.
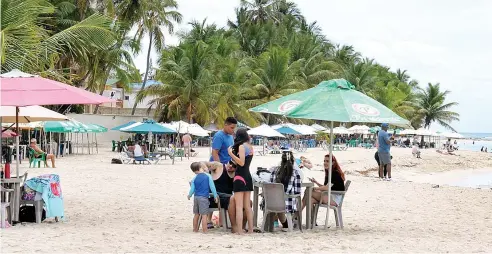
[132,0,492,133]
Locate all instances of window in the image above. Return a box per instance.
[124,96,129,100]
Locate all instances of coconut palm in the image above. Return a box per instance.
[242,47,306,124]
[416,83,460,131]
[1,0,115,76]
[128,0,182,115]
[136,41,217,125]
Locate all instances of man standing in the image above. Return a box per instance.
[182,132,192,156]
[210,117,237,163]
[378,123,392,180]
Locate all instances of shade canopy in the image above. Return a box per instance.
[249,79,411,128]
[348,125,370,134]
[415,128,438,136]
[400,129,417,135]
[121,120,176,134]
[248,124,285,138]
[275,126,302,135]
[440,132,464,139]
[163,121,209,136]
[324,127,350,135]
[310,124,327,131]
[0,106,68,123]
[204,123,219,132]
[1,128,17,138]
[0,69,114,106]
[111,121,137,131]
[44,119,107,133]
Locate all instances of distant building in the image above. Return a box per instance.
[101,79,162,109]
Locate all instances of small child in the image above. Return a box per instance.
[188,162,218,233]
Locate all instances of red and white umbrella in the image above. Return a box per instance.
[1,128,17,138]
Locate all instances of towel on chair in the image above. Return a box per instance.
[25,174,64,219]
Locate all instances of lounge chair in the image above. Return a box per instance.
[312,180,351,229]
[261,183,302,232]
[119,152,133,164]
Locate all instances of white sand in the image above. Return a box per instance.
[1,146,492,253]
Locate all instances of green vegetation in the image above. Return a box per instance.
[1,0,459,129]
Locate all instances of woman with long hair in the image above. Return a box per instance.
[227,128,254,234]
[302,154,345,210]
[270,151,302,228]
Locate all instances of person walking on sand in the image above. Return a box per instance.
[210,117,237,164]
[188,162,218,233]
[228,128,254,234]
[182,132,192,156]
[378,123,392,181]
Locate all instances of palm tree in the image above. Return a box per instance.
[240,0,280,24]
[416,83,460,131]
[343,61,377,94]
[136,41,216,125]
[396,68,410,83]
[1,0,115,76]
[242,47,306,124]
[128,0,182,115]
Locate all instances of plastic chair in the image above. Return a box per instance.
[111,140,116,152]
[1,186,13,228]
[312,180,351,229]
[261,183,302,232]
[28,148,46,168]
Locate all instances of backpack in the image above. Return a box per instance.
[111,158,123,164]
[19,205,46,223]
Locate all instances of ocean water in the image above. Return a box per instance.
[454,133,492,152]
[409,168,492,189]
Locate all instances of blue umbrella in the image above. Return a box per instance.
[276,126,302,135]
[120,120,176,134]
[111,121,136,131]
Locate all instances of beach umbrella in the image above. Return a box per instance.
[248,124,285,138]
[0,69,113,177]
[121,120,176,134]
[111,121,136,131]
[1,128,17,138]
[311,124,327,131]
[187,124,210,137]
[0,106,68,123]
[249,79,410,229]
[275,126,302,135]
[324,127,350,135]
[348,125,370,134]
[440,132,464,139]
[204,123,219,132]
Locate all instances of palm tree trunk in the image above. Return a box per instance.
[131,32,153,115]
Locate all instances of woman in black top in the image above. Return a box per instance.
[302,154,346,210]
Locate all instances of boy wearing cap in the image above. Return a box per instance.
[377,123,392,180]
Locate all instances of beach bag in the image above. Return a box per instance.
[19,205,46,223]
[111,158,123,164]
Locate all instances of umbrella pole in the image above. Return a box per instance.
[87,133,90,155]
[15,107,20,177]
[95,133,99,154]
[326,121,334,229]
[81,133,83,154]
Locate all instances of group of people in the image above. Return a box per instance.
[480,146,489,153]
[187,117,347,233]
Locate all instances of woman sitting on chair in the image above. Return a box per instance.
[29,138,56,168]
[269,151,302,228]
[302,154,345,210]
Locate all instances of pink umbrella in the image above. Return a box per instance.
[0,69,114,178]
[0,69,113,106]
[1,129,17,138]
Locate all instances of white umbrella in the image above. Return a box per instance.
[440,132,464,139]
[400,129,416,135]
[324,127,350,135]
[187,124,210,137]
[348,125,370,134]
[248,124,285,138]
[0,105,68,123]
[415,128,436,136]
[310,124,327,131]
[273,123,316,135]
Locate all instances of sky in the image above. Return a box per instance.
[132,0,492,133]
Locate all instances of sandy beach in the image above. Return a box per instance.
[1,145,492,253]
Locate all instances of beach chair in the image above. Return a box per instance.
[1,186,13,228]
[133,156,151,165]
[28,148,46,168]
[312,180,351,229]
[261,183,302,232]
[119,152,133,164]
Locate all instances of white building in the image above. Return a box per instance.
[101,79,162,109]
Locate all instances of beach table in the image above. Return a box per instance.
[253,181,314,230]
[1,177,22,222]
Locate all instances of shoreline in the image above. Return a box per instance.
[1,144,492,253]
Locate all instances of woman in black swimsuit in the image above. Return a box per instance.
[228,128,254,234]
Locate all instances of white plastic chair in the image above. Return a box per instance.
[261,183,302,232]
[1,186,13,228]
[312,180,351,229]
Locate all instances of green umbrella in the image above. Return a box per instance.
[249,79,410,229]
[250,79,410,127]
